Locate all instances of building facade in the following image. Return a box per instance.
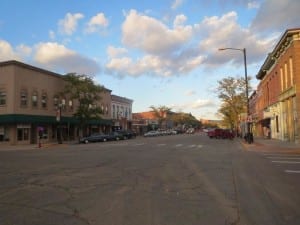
[255,28,300,142]
[111,94,133,131]
[0,60,116,145]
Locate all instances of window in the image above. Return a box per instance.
[68,100,73,111]
[41,93,47,108]
[289,57,294,86]
[20,90,28,107]
[17,128,29,141]
[53,96,58,108]
[0,90,6,106]
[32,91,38,108]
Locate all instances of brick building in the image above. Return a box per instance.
[255,28,300,142]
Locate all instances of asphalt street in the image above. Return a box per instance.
[0,133,300,225]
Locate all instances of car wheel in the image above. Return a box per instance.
[103,138,107,142]
[116,137,120,141]
[84,139,89,144]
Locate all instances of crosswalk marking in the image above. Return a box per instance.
[285,170,300,174]
[271,161,300,164]
[267,157,300,160]
[157,143,166,146]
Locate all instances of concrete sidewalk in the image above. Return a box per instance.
[241,137,300,152]
[0,141,77,151]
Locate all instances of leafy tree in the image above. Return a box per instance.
[216,76,252,129]
[170,112,201,128]
[149,105,172,129]
[61,73,104,135]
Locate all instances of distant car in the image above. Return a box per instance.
[144,130,160,137]
[79,133,109,144]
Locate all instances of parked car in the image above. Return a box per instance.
[79,133,110,144]
[144,130,160,137]
[186,128,195,134]
[107,131,126,141]
[117,130,136,139]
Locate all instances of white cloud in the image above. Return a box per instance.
[171,0,184,10]
[85,13,109,33]
[251,0,300,32]
[16,44,32,58]
[58,13,84,35]
[247,1,260,9]
[0,40,21,61]
[33,42,100,75]
[170,98,215,112]
[106,10,203,77]
[191,99,215,109]
[122,10,193,55]
[185,90,196,96]
[106,46,128,58]
[173,14,187,28]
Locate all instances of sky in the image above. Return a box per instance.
[0,0,299,120]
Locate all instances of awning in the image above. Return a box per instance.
[0,114,112,126]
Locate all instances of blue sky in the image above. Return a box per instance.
[0,0,299,119]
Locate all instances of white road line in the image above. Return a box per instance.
[267,157,300,160]
[157,144,166,146]
[285,170,300,174]
[134,143,145,146]
[188,145,196,148]
[271,161,300,164]
[263,153,300,157]
[198,145,203,148]
[175,144,183,147]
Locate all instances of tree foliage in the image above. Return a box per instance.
[150,105,201,129]
[150,105,172,128]
[216,76,252,129]
[170,112,201,128]
[62,73,104,126]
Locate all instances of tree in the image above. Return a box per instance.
[170,112,201,128]
[61,73,104,135]
[149,105,172,129]
[216,76,252,130]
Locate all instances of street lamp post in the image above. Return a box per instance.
[218,47,253,144]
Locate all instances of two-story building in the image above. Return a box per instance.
[0,60,117,145]
[111,94,133,131]
[255,28,300,142]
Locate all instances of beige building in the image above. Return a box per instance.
[111,94,133,131]
[0,60,113,145]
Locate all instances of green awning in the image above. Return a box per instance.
[0,114,112,126]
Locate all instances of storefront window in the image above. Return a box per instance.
[0,126,9,142]
[17,128,29,141]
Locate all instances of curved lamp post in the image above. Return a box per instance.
[218,47,253,144]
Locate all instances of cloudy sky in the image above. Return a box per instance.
[0,0,299,119]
